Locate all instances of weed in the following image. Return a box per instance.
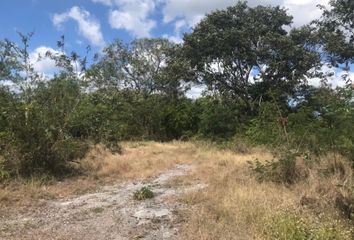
[91,207,104,214]
[133,186,154,200]
[248,152,305,184]
[262,212,352,240]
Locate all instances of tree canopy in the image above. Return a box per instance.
[183,2,320,111]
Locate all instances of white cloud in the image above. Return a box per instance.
[91,0,114,6]
[163,0,225,25]
[53,6,105,47]
[108,0,157,38]
[186,85,207,98]
[283,0,329,27]
[29,46,86,78]
[162,0,329,36]
[29,46,59,77]
[90,0,330,41]
[162,34,183,44]
[307,64,353,88]
[174,19,187,33]
[334,71,354,88]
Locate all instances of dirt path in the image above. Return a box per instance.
[0,164,206,240]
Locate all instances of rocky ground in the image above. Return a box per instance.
[0,164,206,240]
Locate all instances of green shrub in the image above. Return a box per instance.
[248,152,304,184]
[133,186,155,200]
[196,96,242,139]
[262,212,352,240]
[0,158,9,181]
[0,78,91,178]
[248,88,354,166]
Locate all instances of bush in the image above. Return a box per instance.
[248,87,354,165]
[262,212,352,240]
[196,96,242,139]
[69,91,124,146]
[249,152,304,184]
[133,186,154,200]
[0,78,91,178]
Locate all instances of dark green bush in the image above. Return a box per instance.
[196,96,242,139]
[133,186,154,200]
[0,77,90,177]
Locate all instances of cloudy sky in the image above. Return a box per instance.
[1,0,330,49]
[2,0,353,88]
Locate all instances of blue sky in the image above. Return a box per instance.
[1,0,198,53]
[0,0,178,53]
[1,0,352,88]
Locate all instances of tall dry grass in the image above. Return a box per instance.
[79,141,197,180]
[175,143,353,239]
[0,141,197,208]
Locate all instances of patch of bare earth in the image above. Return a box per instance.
[0,164,206,240]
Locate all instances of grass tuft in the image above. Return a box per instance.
[133,186,154,200]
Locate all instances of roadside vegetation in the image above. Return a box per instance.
[1,0,354,239]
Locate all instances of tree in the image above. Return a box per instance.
[125,38,174,95]
[0,36,93,178]
[88,38,192,98]
[183,2,319,112]
[0,39,22,82]
[155,43,196,100]
[0,33,42,102]
[86,39,127,91]
[316,0,354,65]
[196,95,241,138]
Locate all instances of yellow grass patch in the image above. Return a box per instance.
[79,141,197,180]
[175,143,353,239]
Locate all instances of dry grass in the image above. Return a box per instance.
[79,141,197,180]
[1,141,197,208]
[1,141,353,239]
[176,144,299,239]
[176,143,353,239]
[0,176,99,211]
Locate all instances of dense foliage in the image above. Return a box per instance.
[0,0,353,181]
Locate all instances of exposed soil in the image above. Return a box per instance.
[0,164,206,240]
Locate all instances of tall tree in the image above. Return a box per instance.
[316,0,354,65]
[0,40,22,82]
[87,38,192,98]
[183,2,319,111]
